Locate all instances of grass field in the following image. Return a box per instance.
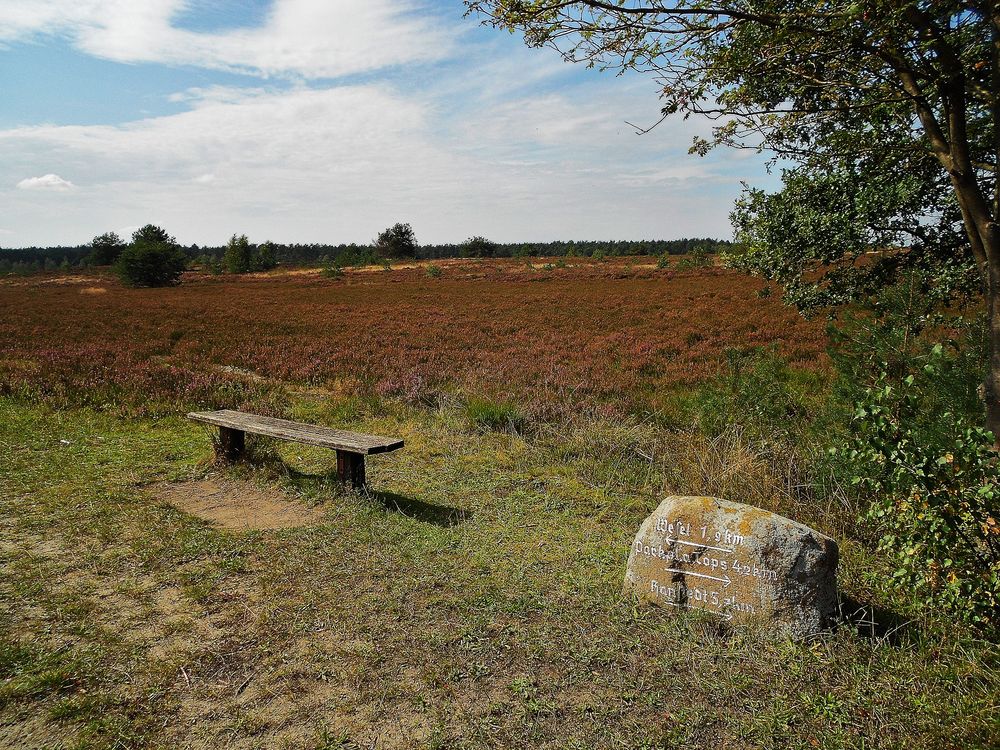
[1,259,997,749]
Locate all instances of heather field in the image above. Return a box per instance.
[2,258,997,750]
[0,258,826,418]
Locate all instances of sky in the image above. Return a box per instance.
[0,0,772,248]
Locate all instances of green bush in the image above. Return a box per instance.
[88,231,125,266]
[466,399,527,434]
[687,348,816,442]
[461,236,498,258]
[844,351,1000,631]
[426,264,442,278]
[223,233,252,274]
[115,225,187,287]
[676,247,711,270]
[321,262,344,279]
[254,241,278,271]
[656,253,671,269]
[374,222,417,259]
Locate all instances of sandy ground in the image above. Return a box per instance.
[152,479,327,530]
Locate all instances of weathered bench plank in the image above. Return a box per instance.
[187,409,403,489]
[187,410,403,454]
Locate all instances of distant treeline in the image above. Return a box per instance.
[0,237,731,275]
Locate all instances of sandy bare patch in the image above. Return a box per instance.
[80,286,108,294]
[153,479,327,530]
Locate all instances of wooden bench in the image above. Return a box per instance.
[187,409,403,489]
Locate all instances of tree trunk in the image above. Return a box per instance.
[988,228,1000,449]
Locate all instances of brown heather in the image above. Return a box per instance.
[0,258,827,416]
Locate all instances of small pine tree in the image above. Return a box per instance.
[223,234,253,274]
[461,236,498,258]
[89,231,126,266]
[254,240,278,271]
[373,223,417,259]
[115,224,187,287]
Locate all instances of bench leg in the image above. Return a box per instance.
[218,426,245,461]
[336,450,366,489]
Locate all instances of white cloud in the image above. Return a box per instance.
[0,0,454,79]
[0,3,770,247]
[0,75,759,245]
[16,173,74,191]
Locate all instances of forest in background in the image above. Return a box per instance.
[0,237,730,275]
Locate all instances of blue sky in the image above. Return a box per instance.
[0,0,770,247]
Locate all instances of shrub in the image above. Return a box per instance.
[89,232,125,266]
[254,241,278,271]
[466,399,527,434]
[676,247,712,270]
[687,347,815,443]
[223,234,252,274]
[373,223,417,259]
[115,225,187,287]
[321,262,344,279]
[656,253,671,269]
[426,264,442,278]
[844,351,1000,631]
[462,236,498,258]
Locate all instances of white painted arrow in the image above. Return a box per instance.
[660,598,734,621]
[663,538,733,554]
[663,567,732,588]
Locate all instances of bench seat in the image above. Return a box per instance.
[187,409,403,488]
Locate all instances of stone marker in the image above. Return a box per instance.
[624,496,839,638]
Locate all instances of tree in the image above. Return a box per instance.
[468,1,999,439]
[373,223,418,259]
[89,231,125,266]
[461,235,498,258]
[223,233,253,274]
[115,224,187,287]
[254,240,278,271]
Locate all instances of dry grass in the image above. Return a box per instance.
[1,398,996,750]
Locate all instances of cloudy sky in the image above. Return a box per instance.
[0,0,770,248]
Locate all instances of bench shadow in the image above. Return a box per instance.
[371,490,472,528]
[837,595,913,645]
[275,465,471,528]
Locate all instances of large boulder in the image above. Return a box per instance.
[624,496,839,638]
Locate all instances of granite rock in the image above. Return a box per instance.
[624,496,839,638]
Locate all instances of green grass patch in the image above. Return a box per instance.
[465,398,527,434]
[0,395,997,748]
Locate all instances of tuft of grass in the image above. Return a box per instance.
[465,398,527,434]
